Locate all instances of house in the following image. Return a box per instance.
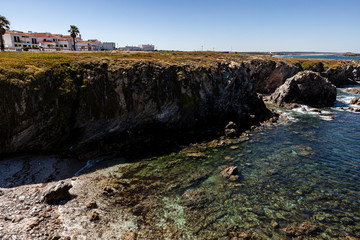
[76,39,102,51]
[3,30,39,51]
[32,32,79,51]
[3,29,117,52]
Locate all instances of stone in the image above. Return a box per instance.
[282,222,320,236]
[122,232,137,240]
[102,186,114,196]
[229,231,258,240]
[27,217,40,229]
[88,211,100,221]
[225,121,238,138]
[186,152,206,158]
[221,166,238,178]
[179,189,212,209]
[270,71,337,107]
[350,97,360,105]
[0,190,4,196]
[344,88,360,94]
[86,200,98,209]
[225,128,237,138]
[41,181,73,204]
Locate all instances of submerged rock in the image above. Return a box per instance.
[179,189,213,209]
[350,97,360,105]
[270,71,337,107]
[41,181,73,204]
[344,88,360,94]
[220,166,240,181]
[282,222,320,237]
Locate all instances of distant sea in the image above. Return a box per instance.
[280,55,360,61]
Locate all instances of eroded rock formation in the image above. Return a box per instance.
[270,71,337,108]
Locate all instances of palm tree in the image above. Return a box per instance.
[0,15,10,52]
[68,25,80,51]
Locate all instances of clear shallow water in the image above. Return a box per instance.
[279,54,360,61]
[103,86,360,239]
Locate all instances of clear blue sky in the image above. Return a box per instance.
[2,0,360,52]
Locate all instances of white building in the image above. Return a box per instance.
[2,30,116,52]
[139,44,155,51]
[119,44,155,51]
[32,32,76,51]
[76,39,102,51]
[102,42,116,50]
[3,30,39,51]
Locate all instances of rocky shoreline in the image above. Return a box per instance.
[1,56,359,159]
[1,54,360,239]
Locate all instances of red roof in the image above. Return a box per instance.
[4,30,81,41]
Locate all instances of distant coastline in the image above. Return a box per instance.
[276,54,360,61]
[332,52,360,57]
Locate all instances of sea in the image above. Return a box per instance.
[279,54,360,61]
[90,84,360,239]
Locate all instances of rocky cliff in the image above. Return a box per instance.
[1,53,359,159]
[0,59,270,158]
[244,59,360,93]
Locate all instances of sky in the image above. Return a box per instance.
[1,0,360,52]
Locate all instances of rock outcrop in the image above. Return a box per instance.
[41,181,73,204]
[0,60,271,158]
[270,71,337,108]
[244,59,301,94]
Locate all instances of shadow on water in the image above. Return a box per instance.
[0,138,202,188]
[0,155,86,188]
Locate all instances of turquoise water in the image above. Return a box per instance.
[104,86,360,239]
[280,54,360,61]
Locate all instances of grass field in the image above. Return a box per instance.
[0,50,357,72]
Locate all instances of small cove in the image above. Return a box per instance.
[99,85,360,239]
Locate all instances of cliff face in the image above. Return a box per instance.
[244,59,302,94]
[1,55,359,158]
[0,60,270,158]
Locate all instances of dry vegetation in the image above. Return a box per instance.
[0,51,358,75]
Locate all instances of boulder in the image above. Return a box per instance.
[41,181,72,204]
[270,71,336,107]
[350,97,360,105]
